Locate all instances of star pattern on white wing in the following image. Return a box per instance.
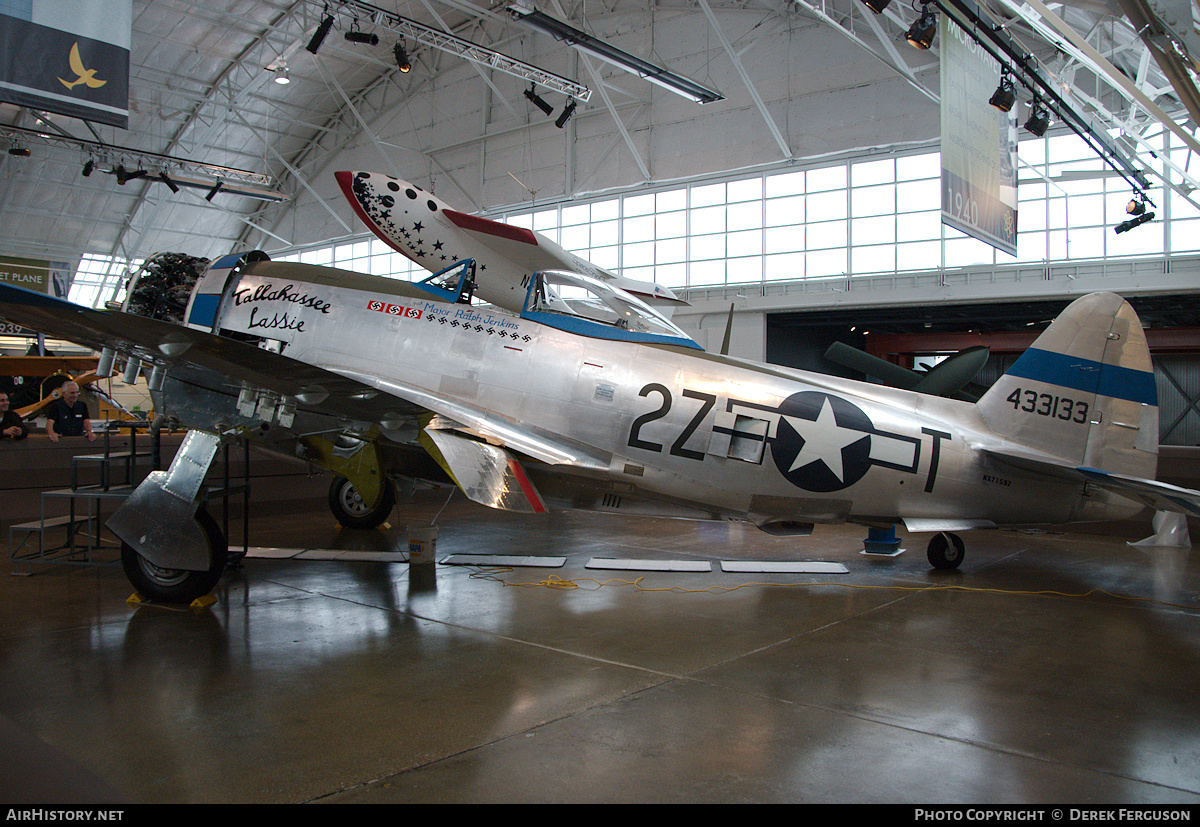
[782,396,870,483]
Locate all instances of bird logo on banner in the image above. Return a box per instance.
[58,43,107,91]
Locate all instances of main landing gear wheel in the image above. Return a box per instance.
[328,475,396,529]
[927,532,965,570]
[121,507,227,604]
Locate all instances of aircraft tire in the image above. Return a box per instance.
[328,475,396,529]
[927,532,965,570]
[120,507,227,604]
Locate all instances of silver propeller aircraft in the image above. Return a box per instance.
[2,177,1198,604]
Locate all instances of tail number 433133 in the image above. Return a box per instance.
[1007,388,1089,424]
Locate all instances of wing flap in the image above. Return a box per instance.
[424,430,547,513]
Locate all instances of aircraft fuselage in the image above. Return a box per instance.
[210,262,1136,531]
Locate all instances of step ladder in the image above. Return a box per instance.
[8,421,151,571]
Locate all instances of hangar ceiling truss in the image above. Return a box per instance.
[0,0,1197,277]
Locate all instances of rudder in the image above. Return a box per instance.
[976,292,1158,478]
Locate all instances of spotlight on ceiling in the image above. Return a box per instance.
[307,14,334,54]
[524,85,554,117]
[7,145,30,157]
[394,42,411,73]
[1024,101,1050,136]
[205,180,223,201]
[907,5,937,49]
[1126,198,1147,216]
[273,66,290,85]
[1115,211,1154,234]
[989,71,1016,112]
[345,30,379,46]
[861,0,891,12]
[555,98,576,128]
[81,158,94,177]
[160,170,180,193]
[116,166,147,185]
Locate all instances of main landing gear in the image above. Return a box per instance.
[926,531,965,570]
[327,475,396,529]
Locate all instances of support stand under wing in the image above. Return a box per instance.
[107,430,222,571]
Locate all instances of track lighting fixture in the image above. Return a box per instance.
[907,5,937,50]
[861,0,891,12]
[273,66,290,85]
[1115,210,1154,233]
[307,13,334,54]
[524,85,554,117]
[205,180,223,201]
[345,30,379,46]
[81,158,94,177]
[555,98,576,128]
[394,41,411,73]
[160,170,179,193]
[116,166,147,185]
[1024,101,1050,136]
[1126,198,1147,216]
[509,3,722,104]
[989,71,1016,112]
[7,145,30,157]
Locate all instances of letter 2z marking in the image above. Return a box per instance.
[627,383,716,460]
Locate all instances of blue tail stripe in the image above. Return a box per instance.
[1006,347,1157,405]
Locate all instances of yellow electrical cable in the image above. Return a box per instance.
[466,567,1200,611]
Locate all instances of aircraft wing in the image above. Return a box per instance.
[976,440,1200,517]
[0,281,607,514]
[444,210,685,305]
[0,281,424,425]
[327,366,611,471]
[442,208,568,272]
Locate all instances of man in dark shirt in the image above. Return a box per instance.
[45,381,96,442]
[0,392,27,440]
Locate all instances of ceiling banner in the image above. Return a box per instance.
[940,14,1018,257]
[0,1,130,128]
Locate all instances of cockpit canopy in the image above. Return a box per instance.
[521,270,701,350]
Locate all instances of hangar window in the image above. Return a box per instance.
[245,128,1192,314]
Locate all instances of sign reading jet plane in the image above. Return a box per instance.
[2,177,1197,605]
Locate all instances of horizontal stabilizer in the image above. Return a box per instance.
[980,442,1200,517]
[1076,467,1200,517]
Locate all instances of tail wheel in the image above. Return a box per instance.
[927,532,965,570]
[120,507,227,603]
[328,475,396,529]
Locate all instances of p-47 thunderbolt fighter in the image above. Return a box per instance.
[336,170,685,313]
[0,247,1196,603]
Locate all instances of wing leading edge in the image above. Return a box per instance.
[0,281,420,425]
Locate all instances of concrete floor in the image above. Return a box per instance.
[2,488,1200,805]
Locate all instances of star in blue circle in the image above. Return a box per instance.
[770,392,874,492]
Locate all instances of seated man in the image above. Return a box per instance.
[45,381,96,443]
[0,391,28,440]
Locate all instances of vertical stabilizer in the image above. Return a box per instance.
[976,292,1158,478]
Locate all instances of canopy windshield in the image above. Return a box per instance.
[521,270,700,349]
